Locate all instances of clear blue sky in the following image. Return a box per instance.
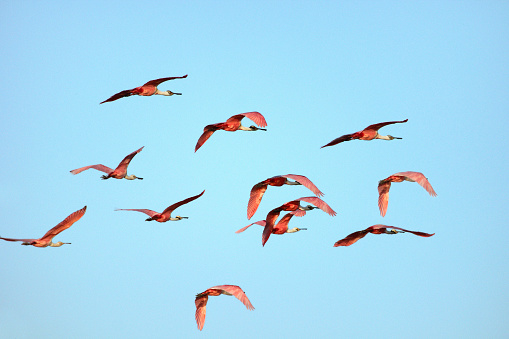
[1,1,508,338]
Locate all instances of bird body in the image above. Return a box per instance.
[0,206,87,247]
[100,75,188,104]
[247,174,324,219]
[378,171,437,217]
[195,285,254,331]
[236,213,307,234]
[321,119,408,148]
[195,112,267,152]
[116,190,205,222]
[70,147,144,180]
[334,224,434,247]
[262,196,336,246]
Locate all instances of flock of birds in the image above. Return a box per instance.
[1,75,437,331]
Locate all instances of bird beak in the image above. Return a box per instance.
[137,177,143,180]
[258,128,267,131]
[392,136,402,139]
[168,91,182,95]
[299,228,308,231]
[181,216,189,219]
[64,242,71,244]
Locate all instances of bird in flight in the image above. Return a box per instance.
[100,75,188,104]
[195,285,254,331]
[321,119,408,148]
[378,171,437,217]
[236,212,307,235]
[195,112,267,152]
[247,174,323,220]
[334,224,434,247]
[70,147,144,180]
[115,190,205,222]
[0,206,87,247]
[262,196,336,246]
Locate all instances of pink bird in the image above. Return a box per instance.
[378,171,437,217]
[334,224,434,247]
[195,285,254,331]
[100,75,188,104]
[115,190,204,222]
[0,206,87,247]
[247,174,324,220]
[70,146,144,180]
[236,212,307,235]
[195,112,267,152]
[262,196,336,246]
[321,119,408,148]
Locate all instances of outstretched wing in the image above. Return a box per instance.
[115,209,159,218]
[0,236,37,243]
[115,146,144,172]
[195,126,218,152]
[364,119,408,132]
[282,174,324,197]
[378,181,391,217]
[236,220,266,234]
[195,295,208,331]
[393,171,437,196]
[40,206,87,242]
[297,196,337,216]
[247,183,269,219]
[274,213,295,233]
[334,230,370,247]
[100,89,134,104]
[209,285,255,310]
[226,112,267,127]
[143,75,188,87]
[321,134,354,148]
[161,190,205,218]
[262,208,282,246]
[70,164,113,175]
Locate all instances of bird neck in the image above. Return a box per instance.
[49,241,66,247]
[286,228,299,233]
[238,125,251,131]
[124,175,137,180]
[376,134,392,140]
[155,89,171,96]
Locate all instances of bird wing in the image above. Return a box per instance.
[226,112,267,127]
[370,224,435,237]
[114,209,159,217]
[143,75,188,87]
[274,213,295,232]
[209,285,255,310]
[363,119,408,132]
[378,181,391,217]
[0,236,37,243]
[247,182,269,219]
[114,146,144,172]
[195,295,208,331]
[195,127,217,152]
[235,220,266,233]
[70,164,113,175]
[393,171,437,196]
[320,134,354,148]
[333,230,370,247]
[160,190,205,218]
[100,89,135,104]
[282,174,324,197]
[262,208,282,246]
[297,197,337,216]
[39,206,87,242]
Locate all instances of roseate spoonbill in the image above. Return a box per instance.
[70,146,144,180]
[195,112,267,152]
[115,190,204,222]
[236,213,307,234]
[0,206,87,247]
[378,171,437,217]
[321,119,408,148]
[334,224,434,247]
[247,174,324,219]
[100,75,188,104]
[195,285,254,331]
[262,196,336,246]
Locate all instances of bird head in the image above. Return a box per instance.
[387,135,402,140]
[302,205,317,211]
[287,227,307,233]
[50,241,71,247]
[249,125,267,131]
[21,242,31,246]
[125,174,143,180]
[166,90,182,96]
[387,229,403,234]
[175,216,189,220]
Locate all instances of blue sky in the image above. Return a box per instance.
[1,1,508,338]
